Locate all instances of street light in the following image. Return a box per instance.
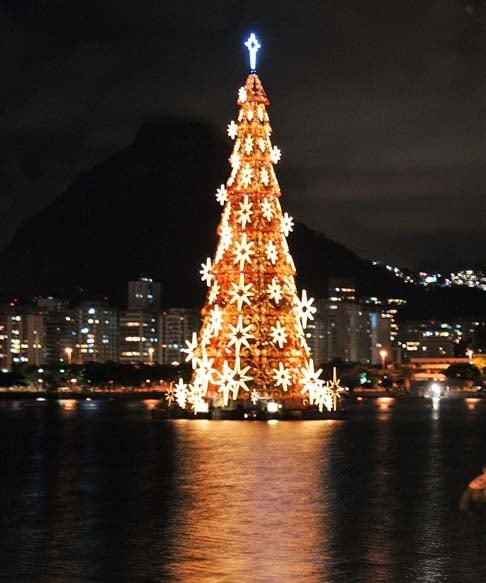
[65,347,73,365]
[148,347,154,365]
[379,349,388,369]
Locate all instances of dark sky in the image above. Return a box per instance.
[1,0,484,271]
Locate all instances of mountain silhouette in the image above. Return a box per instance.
[0,118,484,319]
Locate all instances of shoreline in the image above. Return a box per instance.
[1,389,485,403]
[0,389,166,401]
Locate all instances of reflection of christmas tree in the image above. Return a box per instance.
[176,34,335,416]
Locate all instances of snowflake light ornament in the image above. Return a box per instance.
[315,381,333,412]
[296,289,317,329]
[281,212,294,237]
[229,273,255,311]
[174,378,188,408]
[267,279,283,304]
[260,167,270,186]
[270,320,288,349]
[244,135,253,155]
[165,383,176,406]
[215,184,228,206]
[237,195,253,229]
[187,380,207,414]
[230,361,253,399]
[209,304,223,335]
[227,315,255,354]
[300,359,323,403]
[227,120,238,140]
[258,137,266,152]
[199,257,213,287]
[193,352,216,385]
[184,332,198,366]
[270,145,281,164]
[250,389,260,405]
[300,359,322,384]
[261,198,274,221]
[272,362,292,392]
[230,152,241,170]
[265,240,278,264]
[238,86,247,102]
[240,164,253,188]
[219,222,233,251]
[233,233,255,269]
[315,381,334,413]
[216,360,236,406]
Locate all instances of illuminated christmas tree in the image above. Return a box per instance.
[171,34,337,417]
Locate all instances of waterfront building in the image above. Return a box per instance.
[0,302,45,369]
[119,278,161,364]
[305,277,393,366]
[118,309,158,364]
[306,299,391,365]
[399,320,460,358]
[159,308,200,365]
[36,297,77,365]
[75,300,119,363]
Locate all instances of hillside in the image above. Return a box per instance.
[0,117,484,319]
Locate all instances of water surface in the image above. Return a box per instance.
[1,397,486,582]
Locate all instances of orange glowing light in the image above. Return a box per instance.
[377,397,394,410]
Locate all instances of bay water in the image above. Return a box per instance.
[1,397,486,582]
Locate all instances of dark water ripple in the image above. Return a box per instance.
[1,397,486,582]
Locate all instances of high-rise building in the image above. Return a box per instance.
[159,308,200,365]
[118,310,158,364]
[119,278,161,364]
[307,298,372,364]
[128,277,161,312]
[397,319,470,359]
[0,302,45,369]
[37,297,77,365]
[75,300,119,363]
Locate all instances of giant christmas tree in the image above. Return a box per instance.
[170,35,337,418]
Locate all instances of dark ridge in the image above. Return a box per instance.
[1,117,485,319]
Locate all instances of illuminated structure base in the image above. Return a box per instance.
[160,368,345,420]
[153,390,347,421]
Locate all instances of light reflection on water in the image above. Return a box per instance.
[1,398,486,582]
[166,420,335,582]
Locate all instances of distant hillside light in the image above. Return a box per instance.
[245,33,260,72]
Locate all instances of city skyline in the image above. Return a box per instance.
[3,274,480,374]
[1,1,484,271]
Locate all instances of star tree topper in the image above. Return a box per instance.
[245,33,261,72]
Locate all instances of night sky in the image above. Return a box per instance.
[1,0,484,271]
